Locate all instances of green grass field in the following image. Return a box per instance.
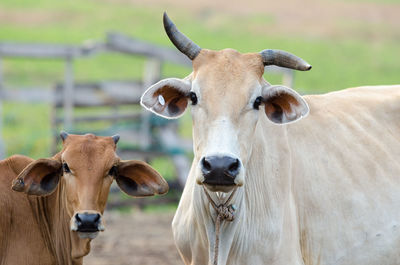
[1,0,399,161]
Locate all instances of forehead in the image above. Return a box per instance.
[61,134,117,165]
[192,49,264,111]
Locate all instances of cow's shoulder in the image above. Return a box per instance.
[0,155,55,265]
[2,155,34,176]
[304,85,400,118]
[0,155,33,195]
[306,85,400,103]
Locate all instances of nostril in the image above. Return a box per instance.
[94,214,100,223]
[202,157,212,171]
[228,159,239,172]
[75,214,82,222]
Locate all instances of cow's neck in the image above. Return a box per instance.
[32,180,91,265]
[193,116,302,264]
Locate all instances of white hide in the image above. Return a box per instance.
[196,117,245,186]
[173,85,400,265]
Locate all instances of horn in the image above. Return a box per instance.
[163,12,201,60]
[111,134,120,144]
[260,49,312,71]
[60,131,69,142]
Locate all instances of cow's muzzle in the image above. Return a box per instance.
[201,156,240,190]
[71,212,105,239]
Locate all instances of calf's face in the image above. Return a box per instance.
[12,133,168,239]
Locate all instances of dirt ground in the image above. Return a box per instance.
[84,210,183,265]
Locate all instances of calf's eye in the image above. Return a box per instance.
[63,163,71,173]
[253,96,263,110]
[189,92,198,105]
[108,166,118,177]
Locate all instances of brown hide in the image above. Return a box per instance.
[0,155,67,265]
[0,134,168,265]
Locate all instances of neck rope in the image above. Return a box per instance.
[203,186,238,265]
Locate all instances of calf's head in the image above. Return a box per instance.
[12,133,168,238]
[141,13,310,193]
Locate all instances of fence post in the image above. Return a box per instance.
[282,70,295,88]
[63,56,74,131]
[140,58,161,151]
[0,57,5,158]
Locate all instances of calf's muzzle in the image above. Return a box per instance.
[73,212,103,233]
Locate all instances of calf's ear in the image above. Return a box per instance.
[115,160,169,197]
[141,78,191,119]
[261,85,309,124]
[12,158,62,196]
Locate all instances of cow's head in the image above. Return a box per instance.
[141,13,310,193]
[12,133,168,239]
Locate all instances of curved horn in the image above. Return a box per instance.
[163,12,201,60]
[111,134,120,144]
[260,49,312,71]
[60,131,69,142]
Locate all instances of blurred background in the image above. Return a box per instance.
[0,0,399,264]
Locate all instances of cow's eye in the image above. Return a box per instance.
[108,166,117,177]
[253,96,263,110]
[63,163,71,173]
[189,92,198,105]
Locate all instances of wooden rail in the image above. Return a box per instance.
[106,32,191,66]
[0,42,98,58]
[0,32,295,190]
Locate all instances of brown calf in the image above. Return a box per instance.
[0,132,168,265]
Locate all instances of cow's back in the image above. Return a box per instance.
[287,85,400,265]
[0,155,55,265]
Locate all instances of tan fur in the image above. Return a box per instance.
[0,134,117,265]
[0,155,64,265]
[0,134,167,265]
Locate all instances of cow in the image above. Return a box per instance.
[0,132,168,265]
[140,12,400,265]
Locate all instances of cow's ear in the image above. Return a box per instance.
[141,78,191,119]
[261,85,309,124]
[115,160,169,197]
[12,158,62,196]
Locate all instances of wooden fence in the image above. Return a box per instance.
[0,32,295,188]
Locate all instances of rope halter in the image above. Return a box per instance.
[203,186,238,265]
